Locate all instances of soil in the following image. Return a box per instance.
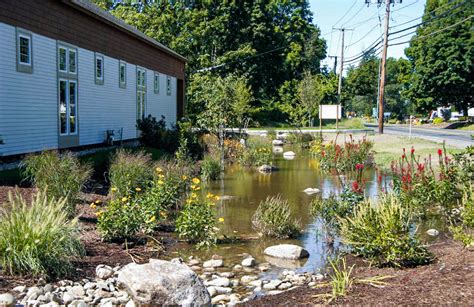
[1,186,473,305]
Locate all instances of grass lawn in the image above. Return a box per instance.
[457,123,474,131]
[324,133,464,168]
[248,118,366,130]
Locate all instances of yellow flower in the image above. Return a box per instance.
[90,203,96,209]
[194,186,201,191]
[214,195,220,201]
[158,174,165,179]
[147,216,156,223]
[191,192,198,199]
[95,211,104,216]
[186,199,193,205]
[111,187,117,192]
[218,217,225,223]
[192,177,200,185]
[95,200,101,204]
[182,175,188,180]
[121,197,128,202]
[157,180,164,185]
[155,167,163,173]
[135,187,142,192]
[206,192,214,199]
[159,211,167,218]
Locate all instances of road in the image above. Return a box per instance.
[365,124,473,148]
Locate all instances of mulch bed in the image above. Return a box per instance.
[1,186,473,305]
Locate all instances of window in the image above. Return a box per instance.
[95,54,104,85]
[57,45,77,75]
[16,29,33,73]
[137,68,146,88]
[166,76,172,96]
[119,61,126,88]
[137,67,147,119]
[59,79,77,135]
[154,72,160,94]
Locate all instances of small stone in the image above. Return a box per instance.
[37,294,48,302]
[219,272,235,278]
[207,287,217,297]
[188,259,200,266]
[125,300,136,307]
[240,275,258,283]
[203,259,224,268]
[427,229,439,236]
[94,289,112,299]
[43,284,53,293]
[264,244,309,260]
[278,282,292,290]
[190,265,201,271]
[42,302,60,307]
[45,292,61,303]
[71,285,85,297]
[213,287,233,295]
[70,300,88,307]
[308,282,317,287]
[62,292,75,304]
[241,257,256,267]
[12,286,26,293]
[96,265,114,280]
[313,273,324,281]
[0,293,15,307]
[232,265,243,271]
[204,278,231,287]
[268,290,284,295]
[249,280,263,288]
[203,267,216,272]
[83,282,96,290]
[37,278,47,286]
[263,279,282,290]
[171,258,184,264]
[211,294,230,304]
[258,263,271,272]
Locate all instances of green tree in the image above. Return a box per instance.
[405,0,473,115]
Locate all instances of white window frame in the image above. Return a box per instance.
[68,49,77,74]
[57,45,77,75]
[119,60,127,88]
[137,67,146,88]
[166,76,172,96]
[58,79,78,136]
[18,34,31,65]
[95,54,104,85]
[154,72,160,94]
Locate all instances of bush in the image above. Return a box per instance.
[311,189,364,228]
[175,179,220,248]
[239,140,272,167]
[23,151,92,216]
[108,149,153,198]
[440,108,452,122]
[285,132,314,147]
[339,194,432,267]
[0,191,83,276]
[449,185,473,247]
[310,135,373,172]
[136,115,179,153]
[201,156,221,180]
[96,194,144,241]
[433,117,444,125]
[252,195,301,238]
[267,129,277,141]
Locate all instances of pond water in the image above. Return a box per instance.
[170,145,386,277]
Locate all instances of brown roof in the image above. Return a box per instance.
[65,0,187,62]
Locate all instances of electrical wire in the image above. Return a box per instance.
[391,0,420,13]
[346,23,382,47]
[345,6,381,29]
[388,14,473,46]
[342,3,367,28]
[332,0,359,27]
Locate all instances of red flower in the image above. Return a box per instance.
[411,148,415,154]
[417,163,425,172]
[403,148,406,153]
[437,149,443,156]
[356,163,364,170]
[402,154,406,159]
[351,181,360,192]
[377,175,382,184]
[321,151,325,157]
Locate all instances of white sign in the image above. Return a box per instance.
[319,105,342,120]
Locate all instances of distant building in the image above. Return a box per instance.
[0,0,186,157]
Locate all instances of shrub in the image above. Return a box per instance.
[23,151,92,216]
[433,117,444,125]
[175,179,221,248]
[201,155,221,180]
[311,189,364,228]
[285,132,314,147]
[267,129,277,141]
[239,140,272,167]
[252,195,301,238]
[339,194,432,267]
[0,191,83,276]
[310,134,373,172]
[108,149,153,198]
[136,115,179,153]
[440,108,452,122]
[449,185,473,247]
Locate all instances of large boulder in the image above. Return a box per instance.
[264,244,309,260]
[117,259,211,306]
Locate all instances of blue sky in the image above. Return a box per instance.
[308,0,427,72]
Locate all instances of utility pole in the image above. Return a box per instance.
[333,27,353,129]
[377,0,391,134]
[328,56,337,74]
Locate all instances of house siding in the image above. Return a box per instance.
[0,23,58,156]
[146,70,177,128]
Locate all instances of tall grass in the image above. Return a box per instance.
[23,151,92,216]
[252,195,301,238]
[200,155,221,180]
[0,191,83,276]
[339,194,432,267]
[108,149,154,197]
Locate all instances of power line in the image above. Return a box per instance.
[346,23,381,47]
[345,6,381,29]
[342,3,367,27]
[388,14,473,46]
[332,0,359,27]
[391,0,420,13]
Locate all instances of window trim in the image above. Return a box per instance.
[58,79,78,136]
[137,66,146,90]
[57,42,78,80]
[68,49,77,75]
[154,72,160,94]
[95,53,104,85]
[119,60,127,89]
[16,28,33,73]
[166,76,172,96]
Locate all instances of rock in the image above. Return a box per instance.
[171,258,184,264]
[0,293,15,307]
[42,302,60,307]
[71,285,85,297]
[96,265,114,280]
[125,300,136,307]
[190,266,201,271]
[203,259,224,268]
[43,284,53,294]
[117,259,210,305]
[188,259,200,266]
[283,151,296,160]
[241,257,256,267]
[207,287,217,297]
[263,279,282,290]
[272,140,284,146]
[268,290,284,295]
[278,282,292,290]
[248,280,263,288]
[264,244,309,260]
[427,229,439,236]
[213,287,233,295]
[218,272,235,278]
[313,273,324,281]
[27,287,43,300]
[62,292,75,304]
[257,263,271,272]
[211,294,230,304]
[37,294,48,302]
[12,286,26,293]
[204,278,230,287]
[257,165,277,173]
[308,282,317,287]
[303,188,320,195]
[232,265,243,271]
[83,282,96,290]
[70,300,88,307]
[240,275,258,283]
